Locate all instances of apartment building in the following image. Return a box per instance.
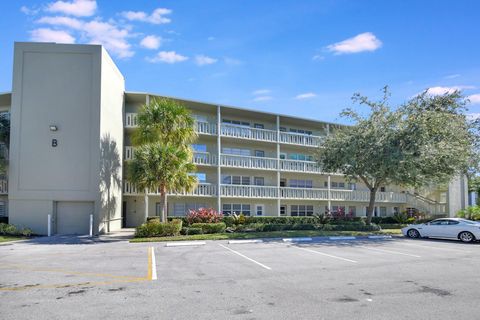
[0,42,468,235]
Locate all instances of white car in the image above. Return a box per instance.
[402,218,480,243]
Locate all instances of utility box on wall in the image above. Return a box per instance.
[8,42,125,235]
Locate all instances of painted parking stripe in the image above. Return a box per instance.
[219,244,272,270]
[329,236,356,240]
[360,246,421,258]
[228,239,264,244]
[395,241,471,253]
[368,235,392,239]
[283,237,312,242]
[296,247,358,263]
[165,241,206,247]
[148,247,157,280]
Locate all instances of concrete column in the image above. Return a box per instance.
[216,105,222,213]
[276,115,281,216]
[327,175,332,213]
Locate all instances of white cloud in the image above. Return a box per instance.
[21,5,40,15]
[140,35,162,49]
[252,89,270,95]
[425,85,475,96]
[295,92,317,99]
[83,20,134,58]
[444,74,460,79]
[467,94,480,105]
[147,51,188,63]
[466,113,480,121]
[121,8,172,24]
[46,0,97,17]
[253,96,272,102]
[30,28,75,43]
[327,32,382,54]
[36,16,84,29]
[312,54,324,61]
[195,55,217,66]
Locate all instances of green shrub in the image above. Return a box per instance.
[290,223,316,230]
[134,219,183,237]
[262,224,286,232]
[236,223,265,232]
[456,206,480,221]
[185,227,203,235]
[0,223,19,236]
[332,223,380,231]
[146,217,161,224]
[20,228,33,237]
[190,222,226,234]
[380,223,406,229]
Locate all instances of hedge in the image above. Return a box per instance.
[135,219,183,237]
[190,222,226,234]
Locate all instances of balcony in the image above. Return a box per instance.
[220,124,277,142]
[125,113,216,135]
[280,187,328,200]
[279,131,324,147]
[280,159,322,174]
[123,181,217,197]
[193,152,217,166]
[330,190,407,203]
[220,154,277,170]
[221,185,278,198]
[0,179,7,194]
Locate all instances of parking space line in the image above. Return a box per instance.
[396,241,471,253]
[219,244,272,270]
[360,246,421,258]
[148,247,157,280]
[295,247,358,263]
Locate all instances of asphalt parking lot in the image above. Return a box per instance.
[1,236,479,320]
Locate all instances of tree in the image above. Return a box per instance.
[127,98,198,222]
[0,113,10,175]
[318,87,478,224]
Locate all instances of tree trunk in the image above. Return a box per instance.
[160,187,168,222]
[366,188,377,225]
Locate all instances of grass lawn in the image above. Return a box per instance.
[130,228,402,243]
[0,235,27,243]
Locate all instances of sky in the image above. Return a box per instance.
[0,0,479,124]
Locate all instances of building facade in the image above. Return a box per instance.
[0,42,469,235]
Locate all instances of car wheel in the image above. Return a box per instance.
[407,229,420,238]
[458,231,475,243]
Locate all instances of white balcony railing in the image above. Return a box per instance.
[196,121,217,135]
[330,190,407,203]
[220,124,277,142]
[123,181,216,197]
[125,113,138,128]
[221,154,277,170]
[279,132,324,147]
[220,185,278,198]
[125,146,134,160]
[193,152,217,165]
[0,179,7,194]
[280,159,322,174]
[280,187,328,200]
[405,193,447,215]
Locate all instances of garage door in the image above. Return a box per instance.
[56,201,94,235]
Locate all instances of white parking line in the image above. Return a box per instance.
[165,241,206,247]
[219,244,272,270]
[296,247,358,263]
[395,241,471,253]
[150,247,157,280]
[283,237,312,242]
[360,246,421,258]
[228,239,264,244]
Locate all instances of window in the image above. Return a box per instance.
[380,187,386,192]
[287,153,314,161]
[0,201,6,217]
[223,119,250,127]
[173,203,206,216]
[380,207,387,217]
[326,181,346,189]
[289,128,313,135]
[291,205,314,216]
[222,147,251,156]
[393,207,399,215]
[255,204,264,216]
[193,115,208,123]
[280,178,286,187]
[195,173,207,183]
[279,127,287,132]
[448,220,459,225]
[280,205,286,216]
[289,179,313,188]
[254,150,265,157]
[332,206,345,214]
[223,204,251,216]
[254,123,264,129]
[192,144,207,152]
[280,153,286,159]
[254,177,265,186]
[349,183,356,190]
[348,206,356,216]
[222,175,250,185]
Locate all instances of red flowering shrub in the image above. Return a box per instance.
[186,208,223,224]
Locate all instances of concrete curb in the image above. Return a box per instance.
[165,241,206,247]
[367,235,393,239]
[283,237,313,242]
[328,236,356,240]
[228,239,264,244]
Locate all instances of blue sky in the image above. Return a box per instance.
[1,0,479,123]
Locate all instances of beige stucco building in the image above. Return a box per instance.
[0,42,469,235]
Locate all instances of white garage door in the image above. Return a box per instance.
[56,201,94,235]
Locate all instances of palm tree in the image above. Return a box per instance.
[128,98,198,222]
[128,144,197,222]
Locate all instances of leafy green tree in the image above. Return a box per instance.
[318,87,478,224]
[128,98,198,222]
[0,113,10,175]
